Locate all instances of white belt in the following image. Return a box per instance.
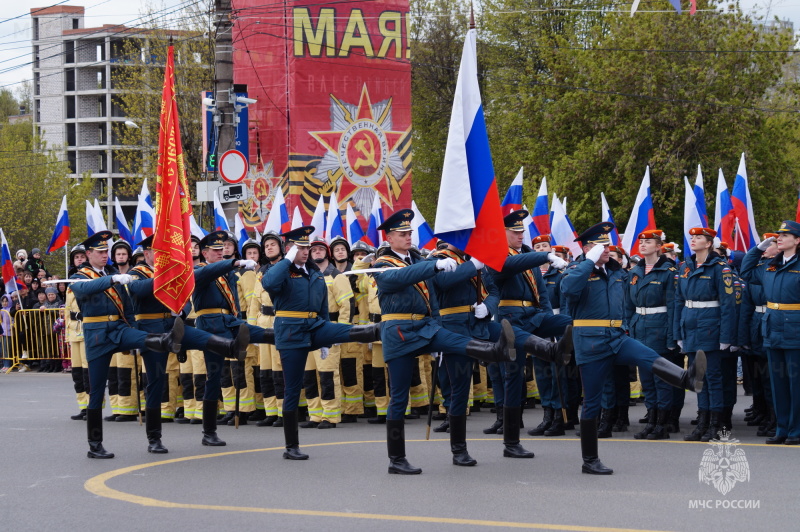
[684,300,720,309]
[754,306,766,314]
[552,308,560,315]
[635,306,668,315]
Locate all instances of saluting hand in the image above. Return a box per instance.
[285,245,299,263]
[585,244,605,264]
[757,236,776,251]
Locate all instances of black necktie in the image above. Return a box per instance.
[405,257,412,265]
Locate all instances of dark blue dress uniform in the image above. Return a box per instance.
[561,222,705,475]
[262,226,380,460]
[675,227,736,442]
[372,209,516,474]
[624,244,678,438]
[192,231,274,447]
[741,221,800,444]
[70,231,184,459]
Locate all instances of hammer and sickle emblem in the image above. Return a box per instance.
[353,135,377,171]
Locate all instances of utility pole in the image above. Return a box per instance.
[213,0,237,224]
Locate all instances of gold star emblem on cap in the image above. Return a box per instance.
[603,225,611,232]
[403,212,412,218]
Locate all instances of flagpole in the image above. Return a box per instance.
[64,240,69,278]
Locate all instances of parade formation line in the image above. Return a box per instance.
[85,439,678,532]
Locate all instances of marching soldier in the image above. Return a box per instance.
[676,227,736,443]
[741,222,800,444]
[66,244,89,421]
[371,209,519,475]
[561,222,706,475]
[261,226,382,460]
[107,240,139,422]
[192,231,276,447]
[70,232,185,459]
[127,235,251,453]
[350,241,376,419]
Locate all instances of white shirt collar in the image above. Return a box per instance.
[784,253,795,264]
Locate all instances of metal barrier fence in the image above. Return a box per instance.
[2,308,70,371]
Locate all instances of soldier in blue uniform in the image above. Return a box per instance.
[127,235,252,453]
[70,231,185,459]
[372,209,525,475]
[262,226,382,460]
[625,229,678,440]
[429,241,572,466]
[192,231,276,447]
[561,222,706,475]
[675,227,737,443]
[487,211,573,458]
[740,221,800,444]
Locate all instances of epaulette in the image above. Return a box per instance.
[669,266,677,271]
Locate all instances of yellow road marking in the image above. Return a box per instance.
[85,440,675,532]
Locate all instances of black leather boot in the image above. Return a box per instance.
[206,324,249,361]
[483,408,503,434]
[144,317,184,354]
[612,404,629,432]
[71,408,87,421]
[757,405,776,437]
[367,415,386,424]
[282,410,309,460]
[465,319,516,363]
[86,408,114,459]
[722,406,733,431]
[433,415,450,433]
[146,408,168,453]
[634,408,656,440]
[228,411,249,426]
[544,408,566,436]
[527,406,553,436]
[597,408,614,438]
[201,400,226,446]
[449,414,476,466]
[666,406,682,433]
[348,323,382,343]
[701,411,722,442]
[502,406,534,458]
[685,410,709,441]
[580,418,613,475]
[387,419,421,474]
[523,326,573,366]
[257,415,278,427]
[651,351,706,393]
[647,408,670,440]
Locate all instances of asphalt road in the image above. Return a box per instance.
[1,373,792,532]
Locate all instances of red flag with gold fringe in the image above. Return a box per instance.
[153,45,194,313]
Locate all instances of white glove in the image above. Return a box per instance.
[285,245,299,263]
[238,259,257,270]
[472,302,489,319]
[436,258,458,273]
[548,252,568,270]
[112,274,132,285]
[585,244,605,264]
[361,253,375,264]
[320,347,330,360]
[757,236,776,251]
[677,340,683,350]
[720,343,731,351]
[730,346,740,352]
[469,257,484,270]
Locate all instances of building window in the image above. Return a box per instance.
[34,72,40,96]
[99,152,107,173]
[97,96,106,117]
[66,96,76,119]
[99,124,107,145]
[97,70,106,89]
[65,68,75,91]
[35,100,41,122]
[33,18,39,40]
[73,18,79,30]
[33,45,39,69]
[66,123,76,147]
[96,43,105,62]
[65,41,75,64]
[67,152,77,173]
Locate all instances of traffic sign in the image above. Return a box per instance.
[218,183,248,203]
[219,150,248,184]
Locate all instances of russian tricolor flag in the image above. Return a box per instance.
[326,190,344,242]
[521,204,533,248]
[1,229,21,296]
[433,27,507,271]
[234,212,249,254]
[366,193,384,247]
[190,214,208,240]
[212,189,229,232]
[731,153,760,251]
[291,205,304,230]
[714,169,735,246]
[683,176,705,253]
[411,201,437,251]
[264,187,290,235]
[133,179,156,242]
[600,192,620,246]
[345,202,365,246]
[47,195,70,253]
[114,197,133,245]
[693,165,709,228]
[530,177,549,238]
[500,167,523,216]
[310,195,327,241]
[621,166,656,256]
[550,195,581,257]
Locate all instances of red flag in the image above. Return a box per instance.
[153,45,195,313]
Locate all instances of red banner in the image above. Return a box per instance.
[154,45,195,313]
[233,0,412,230]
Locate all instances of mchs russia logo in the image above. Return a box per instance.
[698,430,750,496]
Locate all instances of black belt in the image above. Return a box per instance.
[70,311,82,321]
[329,311,339,322]
[369,313,382,323]
[184,318,195,327]
[260,305,275,316]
